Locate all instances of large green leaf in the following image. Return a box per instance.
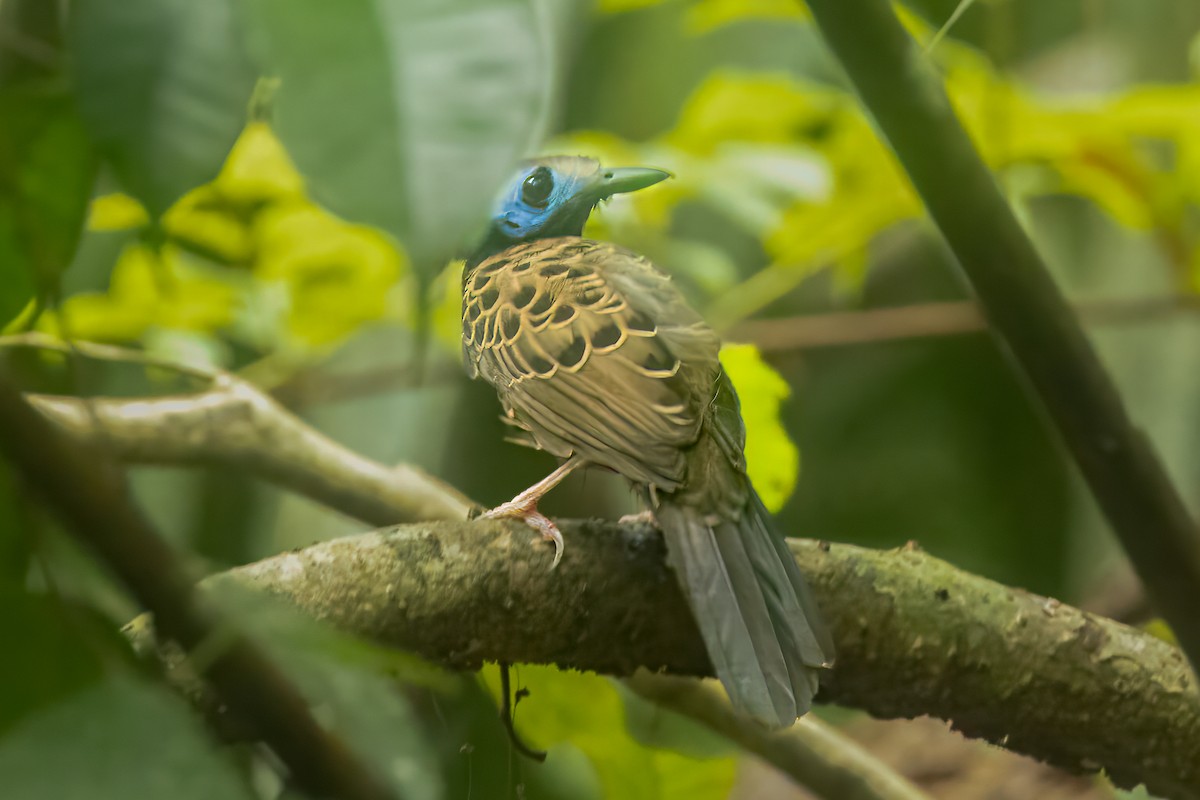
[0,590,109,733]
[229,591,446,800]
[0,467,29,587]
[244,0,552,272]
[69,0,257,217]
[0,86,94,323]
[0,675,255,799]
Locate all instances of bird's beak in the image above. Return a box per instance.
[592,166,671,199]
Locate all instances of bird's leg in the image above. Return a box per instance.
[482,456,585,568]
[618,509,658,527]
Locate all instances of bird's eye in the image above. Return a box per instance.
[521,167,554,208]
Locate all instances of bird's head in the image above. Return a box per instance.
[470,156,669,264]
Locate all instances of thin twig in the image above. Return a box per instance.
[497,662,547,762]
[627,672,931,800]
[269,360,462,409]
[0,371,397,800]
[803,0,1200,672]
[139,293,1200,417]
[733,294,1200,352]
[0,331,217,382]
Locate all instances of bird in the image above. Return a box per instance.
[461,155,833,727]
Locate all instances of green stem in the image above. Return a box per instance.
[803,0,1200,671]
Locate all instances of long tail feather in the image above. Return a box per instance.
[657,494,831,728]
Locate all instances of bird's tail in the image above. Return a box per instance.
[657,492,833,727]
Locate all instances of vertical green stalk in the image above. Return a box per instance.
[803,0,1200,668]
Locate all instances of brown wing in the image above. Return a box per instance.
[462,237,721,490]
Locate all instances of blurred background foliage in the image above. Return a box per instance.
[2,0,1200,797]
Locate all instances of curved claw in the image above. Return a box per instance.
[480,457,582,569]
[482,503,564,568]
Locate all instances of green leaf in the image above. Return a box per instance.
[0,467,30,587]
[429,675,599,800]
[614,681,734,760]
[0,85,95,322]
[69,0,257,216]
[0,675,255,799]
[719,343,799,512]
[483,665,737,800]
[0,590,111,733]
[229,592,446,800]
[243,0,551,272]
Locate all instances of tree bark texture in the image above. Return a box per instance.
[170,520,1200,800]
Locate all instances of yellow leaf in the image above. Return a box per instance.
[685,0,809,35]
[215,122,306,204]
[255,205,406,347]
[430,260,468,355]
[88,193,148,232]
[719,344,799,512]
[163,185,258,266]
[1143,619,1178,646]
[666,73,837,155]
[44,245,238,341]
[597,0,667,12]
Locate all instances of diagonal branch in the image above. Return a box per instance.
[28,385,472,525]
[801,0,1200,673]
[0,332,472,525]
[124,520,1200,800]
[627,672,932,800]
[0,371,397,800]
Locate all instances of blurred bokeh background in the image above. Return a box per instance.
[4,0,1200,797]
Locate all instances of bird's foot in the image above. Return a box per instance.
[482,500,564,568]
[618,509,659,528]
[480,457,585,569]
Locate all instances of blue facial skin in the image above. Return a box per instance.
[467,158,670,268]
[492,164,593,241]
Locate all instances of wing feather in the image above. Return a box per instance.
[463,237,719,488]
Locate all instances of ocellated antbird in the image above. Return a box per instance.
[462,156,833,727]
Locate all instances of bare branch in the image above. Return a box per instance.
[1,333,473,525]
[733,295,1200,353]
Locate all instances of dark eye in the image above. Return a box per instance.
[521,167,554,208]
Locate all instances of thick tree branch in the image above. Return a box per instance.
[127,520,1199,800]
[803,0,1200,670]
[0,372,397,800]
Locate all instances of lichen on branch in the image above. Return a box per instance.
[141,520,1200,800]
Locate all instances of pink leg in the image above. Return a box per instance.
[483,456,585,567]
[618,509,658,527]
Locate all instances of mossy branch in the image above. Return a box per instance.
[124,520,1200,800]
